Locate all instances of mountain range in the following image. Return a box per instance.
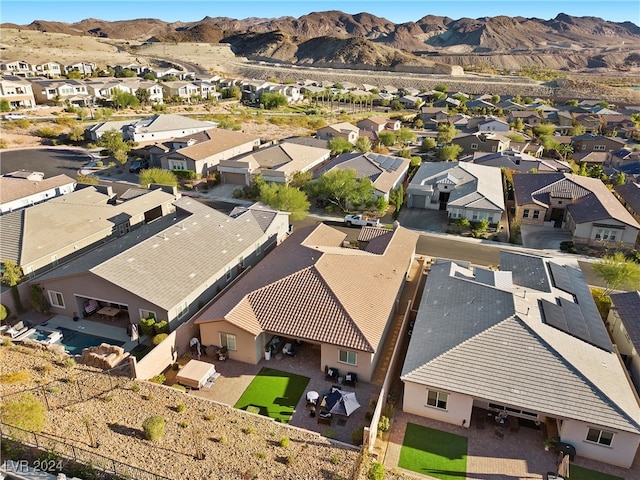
[3,12,640,71]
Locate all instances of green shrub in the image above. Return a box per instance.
[36,127,59,139]
[1,393,46,433]
[142,415,165,441]
[204,413,216,421]
[243,426,255,434]
[140,317,155,336]
[330,454,340,465]
[179,421,189,428]
[152,333,168,345]
[367,461,384,480]
[256,452,266,459]
[172,384,186,392]
[279,436,290,448]
[378,415,390,432]
[176,402,186,413]
[173,170,196,180]
[62,357,75,368]
[153,320,169,334]
[148,373,166,384]
[130,382,140,392]
[0,304,9,321]
[0,370,30,384]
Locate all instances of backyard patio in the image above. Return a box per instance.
[169,341,381,445]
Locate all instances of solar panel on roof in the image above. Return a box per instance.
[549,262,574,294]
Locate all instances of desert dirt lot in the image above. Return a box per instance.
[0,103,319,151]
[0,345,364,480]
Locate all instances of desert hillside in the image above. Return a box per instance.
[3,11,640,73]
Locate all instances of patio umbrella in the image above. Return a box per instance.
[325,389,361,417]
[557,454,570,478]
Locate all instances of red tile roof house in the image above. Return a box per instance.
[194,223,418,382]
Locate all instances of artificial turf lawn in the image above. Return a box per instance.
[398,423,468,480]
[567,465,623,480]
[233,367,310,423]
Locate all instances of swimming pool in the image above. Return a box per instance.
[21,326,125,355]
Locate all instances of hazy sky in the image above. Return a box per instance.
[2,0,639,25]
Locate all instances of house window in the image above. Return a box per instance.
[426,390,448,410]
[177,301,188,319]
[533,210,540,219]
[593,145,606,151]
[491,146,497,152]
[471,143,478,150]
[48,290,65,308]
[225,266,232,282]
[595,229,618,242]
[586,428,614,446]
[139,309,156,320]
[523,209,530,218]
[220,332,237,351]
[338,350,357,365]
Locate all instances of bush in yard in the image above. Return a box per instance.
[140,317,155,336]
[149,373,166,384]
[0,304,8,322]
[176,402,186,413]
[142,415,165,441]
[378,415,390,433]
[367,461,385,480]
[279,436,290,448]
[152,333,168,345]
[153,320,169,334]
[1,393,46,433]
[0,370,30,384]
[172,169,196,180]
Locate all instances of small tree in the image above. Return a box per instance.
[396,127,415,145]
[139,168,178,188]
[378,131,396,147]
[76,174,99,185]
[355,136,372,153]
[28,284,50,314]
[260,92,287,110]
[0,99,11,112]
[420,137,437,152]
[438,144,463,161]
[327,137,354,155]
[258,182,310,220]
[436,123,459,144]
[593,252,640,294]
[2,260,24,313]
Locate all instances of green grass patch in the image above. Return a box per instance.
[398,423,467,480]
[568,465,623,480]
[234,368,309,423]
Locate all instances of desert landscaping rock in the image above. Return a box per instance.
[1,345,361,479]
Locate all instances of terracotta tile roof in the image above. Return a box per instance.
[196,223,418,353]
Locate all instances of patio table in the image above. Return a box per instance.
[306,390,320,404]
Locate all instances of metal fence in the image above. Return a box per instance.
[0,423,171,480]
[2,363,132,411]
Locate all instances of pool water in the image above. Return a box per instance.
[56,327,125,355]
[26,327,124,355]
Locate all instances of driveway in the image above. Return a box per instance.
[398,208,449,233]
[520,225,572,250]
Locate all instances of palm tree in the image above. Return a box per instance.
[557,144,573,161]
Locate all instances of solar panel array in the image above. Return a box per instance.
[542,262,613,352]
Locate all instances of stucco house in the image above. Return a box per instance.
[0,185,179,279]
[572,135,627,153]
[401,252,640,468]
[607,291,640,395]
[35,199,290,328]
[0,77,36,109]
[0,171,76,215]
[406,162,505,224]
[452,132,511,156]
[122,114,217,143]
[29,78,91,106]
[0,60,33,76]
[194,223,418,382]
[466,150,571,173]
[315,152,410,201]
[512,173,640,246]
[357,117,401,133]
[157,128,261,177]
[218,142,330,185]
[614,182,640,228]
[316,122,360,144]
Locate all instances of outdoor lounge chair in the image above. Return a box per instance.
[5,321,28,339]
[83,299,99,318]
[344,372,358,387]
[317,411,332,425]
[325,366,339,382]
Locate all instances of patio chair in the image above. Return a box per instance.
[6,321,28,339]
[325,366,339,382]
[317,411,332,425]
[344,372,358,387]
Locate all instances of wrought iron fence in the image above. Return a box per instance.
[0,423,171,480]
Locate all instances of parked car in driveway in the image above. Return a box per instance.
[3,113,27,120]
[129,158,149,173]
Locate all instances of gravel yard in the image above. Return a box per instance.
[0,345,362,480]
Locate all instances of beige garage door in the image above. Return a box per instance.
[223,172,247,185]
